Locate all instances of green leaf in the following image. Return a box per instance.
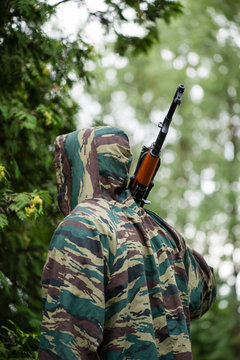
[0,214,8,228]
[20,114,37,130]
[12,160,21,179]
[0,271,12,294]
[16,209,27,221]
[0,105,8,119]
[12,194,29,211]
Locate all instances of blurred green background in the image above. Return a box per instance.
[0,0,239,358]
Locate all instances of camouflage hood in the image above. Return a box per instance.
[54,126,132,216]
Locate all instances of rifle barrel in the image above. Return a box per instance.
[152,84,185,156]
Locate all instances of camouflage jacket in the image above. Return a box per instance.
[39,126,216,360]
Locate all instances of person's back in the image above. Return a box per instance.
[39,126,216,359]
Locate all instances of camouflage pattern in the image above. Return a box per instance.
[39,126,216,359]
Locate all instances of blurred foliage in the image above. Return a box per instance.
[86,0,183,55]
[0,0,182,357]
[0,321,39,359]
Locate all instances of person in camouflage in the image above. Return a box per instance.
[39,126,216,360]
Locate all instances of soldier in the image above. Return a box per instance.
[39,126,216,360]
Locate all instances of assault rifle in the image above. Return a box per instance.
[128,84,185,207]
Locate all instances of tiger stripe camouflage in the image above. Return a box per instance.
[39,126,216,360]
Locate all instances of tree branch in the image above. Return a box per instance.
[51,0,71,8]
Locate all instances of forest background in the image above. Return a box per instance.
[0,0,240,358]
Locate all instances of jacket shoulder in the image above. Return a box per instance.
[53,198,118,255]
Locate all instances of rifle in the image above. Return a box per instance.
[128,84,185,207]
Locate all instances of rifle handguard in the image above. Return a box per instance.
[129,84,185,207]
